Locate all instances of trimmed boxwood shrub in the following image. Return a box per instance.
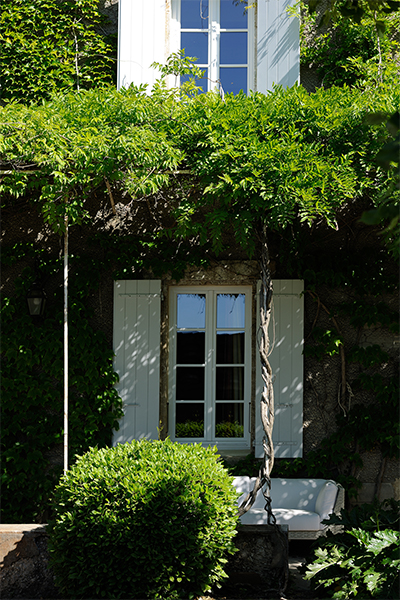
[48,439,239,599]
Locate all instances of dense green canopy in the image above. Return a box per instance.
[1,78,398,255]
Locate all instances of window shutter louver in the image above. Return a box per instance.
[113,280,161,444]
[255,280,304,458]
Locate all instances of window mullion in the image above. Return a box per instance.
[247,3,255,93]
[209,0,219,90]
[245,289,251,435]
[205,290,215,440]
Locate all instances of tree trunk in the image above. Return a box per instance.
[238,225,275,522]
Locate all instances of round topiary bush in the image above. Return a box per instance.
[48,439,239,599]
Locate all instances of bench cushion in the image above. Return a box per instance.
[233,476,340,532]
[315,480,339,522]
[249,477,336,512]
[240,507,321,531]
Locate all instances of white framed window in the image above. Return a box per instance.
[169,286,252,450]
[171,0,255,94]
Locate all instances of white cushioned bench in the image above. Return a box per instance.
[233,476,344,539]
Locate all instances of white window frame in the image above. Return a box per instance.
[169,285,252,450]
[170,0,256,94]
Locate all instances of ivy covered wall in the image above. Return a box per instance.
[2,190,399,522]
[1,0,399,524]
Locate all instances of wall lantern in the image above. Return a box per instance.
[27,283,47,316]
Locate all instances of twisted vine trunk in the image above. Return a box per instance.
[238,226,275,524]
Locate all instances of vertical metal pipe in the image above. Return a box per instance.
[64,215,69,475]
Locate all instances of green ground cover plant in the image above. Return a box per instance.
[48,439,238,599]
[303,499,400,598]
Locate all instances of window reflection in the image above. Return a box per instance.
[220,32,247,64]
[177,332,205,364]
[177,366,205,400]
[177,294,206,329]
[181,0,209,29]
[179,0,250,96]
[181,32,208,64]
[217,293,245,329]
[220,0,247,28]
[216,402,244,437]
[216,332,244,364]
[173,285,249,445]
[220,67,247,94]
[176,403,204,437]
[216,366,244,400]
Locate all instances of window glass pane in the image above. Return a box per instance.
[176,366,204,400]
[216,366,244,400]
[176,403,204,437]
[181,0,209,29]
[220,0,247,28]
[177,332,205,364]
[217,293,245,329]
[216,332,244,364]
[220,32,247,64]
[216,403,244,437]
[219,67,247,95]
[181,69,208,93]
[181,32,208,64]
[177,293,206,329]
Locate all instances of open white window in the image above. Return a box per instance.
[118,0,299,92]
[171,0,255,94]
[169,286,252,450]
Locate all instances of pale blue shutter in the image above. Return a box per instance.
[257,0,300,92]
[113,280,161,444]
[118,0,166,90]
[255,280,304,458]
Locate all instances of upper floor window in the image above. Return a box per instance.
[171,0,255,94]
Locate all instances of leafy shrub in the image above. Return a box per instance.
[48,439,238,599]
[303,500,400,598]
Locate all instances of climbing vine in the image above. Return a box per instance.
[0,0,116,104]
[0,232,208,523]
[1,59,399,520]
[270,247,399,499]
[1,247,120,522]
[301,3,400,87]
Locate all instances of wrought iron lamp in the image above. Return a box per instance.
[26,283,46,316]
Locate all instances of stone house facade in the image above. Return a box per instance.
[2,0,399,510]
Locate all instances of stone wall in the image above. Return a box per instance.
[0,524,289,599]
[2,197,399,507]
[1,3,399,511]
[0,526,57,599]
